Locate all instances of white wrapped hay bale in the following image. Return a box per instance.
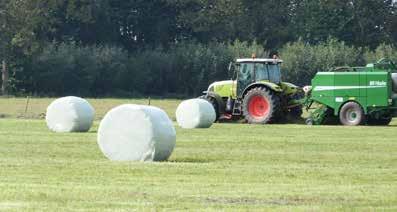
[46,96,95,133]
[176,98,216,129]
[97,104,176,162]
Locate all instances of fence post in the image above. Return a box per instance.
[1,60,8,95]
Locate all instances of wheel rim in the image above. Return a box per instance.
[248,95,270,119]
[346,109,358,122]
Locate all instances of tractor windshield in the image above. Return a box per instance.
[268,64,281,83]
[255,63,281,83]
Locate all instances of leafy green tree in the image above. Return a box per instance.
[240,0,293,49]
[290,0,397,48]
[0,0,50,94]
[169,0,246,43]
[107,0,180,50]
[280,38,362,86]
[44,0,120,45]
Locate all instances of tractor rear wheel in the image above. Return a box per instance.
[242,87,280,124]
[339,102,365,126]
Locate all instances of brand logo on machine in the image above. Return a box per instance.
[369,81,386,86]
[335,97,343,102]
[314,85,386,91]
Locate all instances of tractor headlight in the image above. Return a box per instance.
[303,86,312,94]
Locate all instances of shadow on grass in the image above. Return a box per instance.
[217,116,306,125]
[204,197,295,206]
[217,116,397,127]
[0,114,10,119]
[168,157,212,164]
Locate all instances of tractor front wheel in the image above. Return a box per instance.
[339,102,365,126]
[242,87,279,124]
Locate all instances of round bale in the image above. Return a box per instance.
[46,96,95,133]
[176,98,216,129]
[97,104,176,162]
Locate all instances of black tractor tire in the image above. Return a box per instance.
[286,91,304,121]
[367,117,392,126]
[289,105,303,118]
[339,102,365,126]
[199,95,220,121]
[242,87,280,124]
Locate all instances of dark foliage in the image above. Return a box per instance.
[1,0,396,96]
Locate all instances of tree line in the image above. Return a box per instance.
[0,0,396,97]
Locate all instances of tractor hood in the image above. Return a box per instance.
[207,80,237,98]
[279,81,303,96]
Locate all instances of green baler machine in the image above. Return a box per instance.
[305,59,397,126]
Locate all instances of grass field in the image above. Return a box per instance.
[0,97,181,121]
[0,98,396,211]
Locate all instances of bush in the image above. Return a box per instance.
[11,39,397,97]
[14,40,266,97]
[124,40,266,96]
[18,42,128,96]
[280,38,362,86]
[364,43,397,63]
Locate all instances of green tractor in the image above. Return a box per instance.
[304,59,397,126]
[201,58,304,124]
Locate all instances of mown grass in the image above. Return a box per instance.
[0,97,181,121]
[0,98,396,211]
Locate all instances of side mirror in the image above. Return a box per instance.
[228,62,238,80]
[228,62,233,72]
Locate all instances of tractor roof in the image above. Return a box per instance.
[236,58,283,63]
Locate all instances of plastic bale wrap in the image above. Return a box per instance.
[46,96,95,133]
[97,104,176,162]
[176,98,216,129]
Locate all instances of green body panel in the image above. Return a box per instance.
[279,82,299,95]
[240,80,282,97]
[310,71,391,115]
[210,80,295,99]
[210,80,236,98]
[259,80,283,92]
[208,79,297,99]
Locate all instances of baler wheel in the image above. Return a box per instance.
[339,102,365,126]
[305,118,314,125]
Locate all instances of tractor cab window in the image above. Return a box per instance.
[237,63,254,96]
[238,63,254,83]
[268,64,281,83]
[255,63,268,81]
[254,63,281,83]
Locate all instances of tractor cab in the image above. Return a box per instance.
[233,58,283,97]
